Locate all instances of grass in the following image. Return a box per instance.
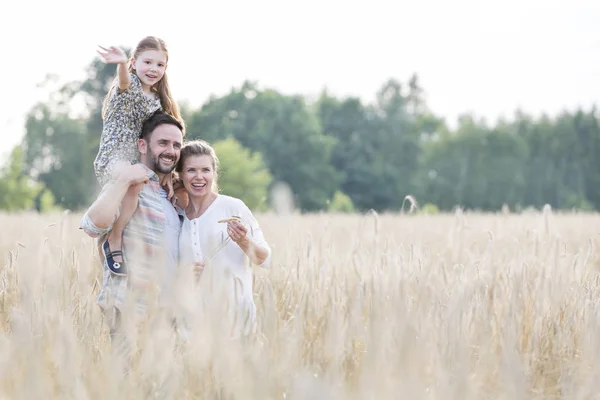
[0,209,599,399]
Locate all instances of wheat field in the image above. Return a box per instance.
[1,209,600,399]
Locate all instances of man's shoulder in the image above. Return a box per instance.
[136,184,184,222]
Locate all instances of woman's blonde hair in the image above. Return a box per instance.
[102,36,183,130]
[176,140,220,194]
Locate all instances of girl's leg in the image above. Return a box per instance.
[101,160,143,273]
[105,184,140,263]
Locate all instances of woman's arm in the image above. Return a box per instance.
[227,201,272,266]
[231,225,270,266]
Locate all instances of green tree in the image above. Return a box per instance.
[187,82,341,211]
[316,92,379,210]
[373,77,424,209]
[420,115,528,210]
[21,104,95,210]
[212,137,272,211]
[515,108,599,210]
[317,77,426,211]
[327,191,355,213]
[572,108,600,208]
[0,146,56,212]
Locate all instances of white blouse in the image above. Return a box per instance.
[178,194,271,336]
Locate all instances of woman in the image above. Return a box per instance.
[176,140,271,338]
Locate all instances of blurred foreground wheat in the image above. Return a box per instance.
[1,209,600,399]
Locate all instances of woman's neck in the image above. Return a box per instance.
[187,192,218,218]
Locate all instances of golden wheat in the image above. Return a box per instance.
[0,209,599,399]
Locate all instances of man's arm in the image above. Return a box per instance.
[81,164,149,236]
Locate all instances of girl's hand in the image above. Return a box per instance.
[165,175,175,201]
[169,174,188,206]
[97,46,128,64]
[172,187,189,208]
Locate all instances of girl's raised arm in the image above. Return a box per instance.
[97,45,131,91]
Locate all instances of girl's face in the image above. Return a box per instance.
[132,49,167,91]
[181,155,215,199]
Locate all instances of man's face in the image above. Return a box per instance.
[139,124,183,175]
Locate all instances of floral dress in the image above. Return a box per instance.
[94,72,162,186]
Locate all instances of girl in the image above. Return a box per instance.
[94,36,183,275]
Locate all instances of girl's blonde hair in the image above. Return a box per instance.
[102,36,183,131]
[176,140,220,194]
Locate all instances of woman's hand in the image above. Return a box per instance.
[97,46,128,65]
[227,220,248,245]
[226,218,270,266]
[193,262,204,279]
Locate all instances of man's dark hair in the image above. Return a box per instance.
[140,111,184,141]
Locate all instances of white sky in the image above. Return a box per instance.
[1,0,599,163]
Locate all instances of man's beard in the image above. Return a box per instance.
[148,149,177,174]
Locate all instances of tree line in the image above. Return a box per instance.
[2,55,598,213]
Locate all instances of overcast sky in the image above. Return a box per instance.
[2,0,599,163]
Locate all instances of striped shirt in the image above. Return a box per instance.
[81,164,182,318]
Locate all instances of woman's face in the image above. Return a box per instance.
[181,154,215,198]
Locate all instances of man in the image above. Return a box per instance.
[80,111,184,333]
